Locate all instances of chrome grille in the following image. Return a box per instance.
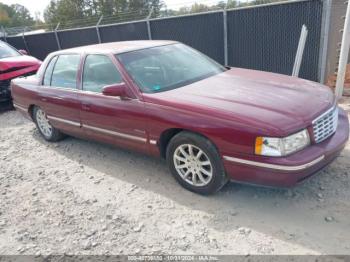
[312,106,338,143]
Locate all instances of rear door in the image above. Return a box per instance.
[38,54,82,134]
[79,54,148,152]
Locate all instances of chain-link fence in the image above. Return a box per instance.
[227,0,323,81]
[151,11,225,64]
[0,0,328,82]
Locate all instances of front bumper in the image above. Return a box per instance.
[223,108,349,187]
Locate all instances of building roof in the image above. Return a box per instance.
[53,40,177,55]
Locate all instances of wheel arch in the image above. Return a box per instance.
[158,128,219,159]
[28,104,36,120]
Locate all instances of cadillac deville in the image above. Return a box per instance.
[11,41,349,194]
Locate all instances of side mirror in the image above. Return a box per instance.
[19,49,28,55]
[102,83,127,97]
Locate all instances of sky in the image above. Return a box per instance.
[0,0,222,19]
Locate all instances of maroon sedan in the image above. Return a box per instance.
[11,41,349,194]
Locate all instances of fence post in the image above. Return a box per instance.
[292,25,308,77]
[147,7,154,40]
[54,23,61,50]
[22,27,29,53]
[335,0,350,99]
[96,16,103,43]
[223,5,228,66]
[318,0,332,84]
[1,26,7,42]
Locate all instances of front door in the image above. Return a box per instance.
[79,54,148,153]
[38,54,82,134]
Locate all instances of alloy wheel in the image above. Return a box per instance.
[36,108,53,138]
[173,144,213,187]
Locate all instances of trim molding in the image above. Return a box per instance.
[46,115,147,143]
[13,103,27,112]
[223,155,325,171]
[84,124,147,143]
[47,116,81,127]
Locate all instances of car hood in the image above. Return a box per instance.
[143,68,335,136]
[0,55,41,72]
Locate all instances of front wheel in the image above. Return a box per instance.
[33,106,65,142]
[166,131,228,195]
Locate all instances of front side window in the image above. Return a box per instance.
[0,41,20,59]
[51,54,80,89]
[117,43,226,93]
[82,54,122,93]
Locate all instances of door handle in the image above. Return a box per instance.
[41,98,47,102]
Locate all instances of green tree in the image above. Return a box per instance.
[251,0,284,4]
[176,3,210,15]
[0,3,35,27]
[176,6,190,15]
[44,0,88,27]
[226,0,238,9]
[44,0,163,28]
[190,3,210,13]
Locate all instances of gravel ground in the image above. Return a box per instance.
[0,99,350,255]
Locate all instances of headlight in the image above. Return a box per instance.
[255,129,310,157]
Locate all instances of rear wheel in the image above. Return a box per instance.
[166,131,228,195]
[33,106,65,142]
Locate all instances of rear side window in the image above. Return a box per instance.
[51,54,80,89]
[43,56,58,86]
[82,55,122,93]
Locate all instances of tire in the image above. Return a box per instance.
[166,131,228,195]
[33,106,65,142]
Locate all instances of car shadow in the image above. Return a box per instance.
[29,127,350,254]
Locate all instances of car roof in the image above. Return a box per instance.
[52,40,178,56]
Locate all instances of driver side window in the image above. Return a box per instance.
[82,55,123,93]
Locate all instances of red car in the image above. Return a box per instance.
[0,40,41,108]
[11,41,349,194]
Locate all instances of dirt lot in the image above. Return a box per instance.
[0,99,350,256]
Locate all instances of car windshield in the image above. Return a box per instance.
[0,41,20,59]
[117,43,226,93]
